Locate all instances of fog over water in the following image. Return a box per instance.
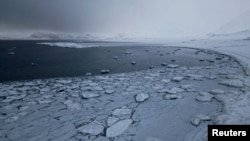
[0,0,250,38]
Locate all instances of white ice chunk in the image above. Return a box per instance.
[107,116,119,126]
[106,119,133,137]
[219,79,244,88]
[209,89,225,95]
[82,92,100,99]
[165,94,183,100]
[112,108,132,116]
[172,76,184,82]
[166,87,185,94]
[78,121,104,136]
[135,93,149,102]
[168,64,179,68]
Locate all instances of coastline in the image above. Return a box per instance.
[0,41,218,82]
[1,41,248,140]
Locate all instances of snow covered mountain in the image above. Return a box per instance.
[216,11,250,34]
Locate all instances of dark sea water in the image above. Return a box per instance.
[0,40,218,82]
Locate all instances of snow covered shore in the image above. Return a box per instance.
[167,30,250,139]
[166,30,250,75]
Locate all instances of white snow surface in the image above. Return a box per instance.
[166,30,250,75]
[167,30,250,125]
[37,42,105,48]
[37,42,142,48]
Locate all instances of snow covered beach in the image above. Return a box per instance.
[1,37,250,141]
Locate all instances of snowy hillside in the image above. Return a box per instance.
[216,11,250,34]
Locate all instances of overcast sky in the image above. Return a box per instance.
[0,0,250,37]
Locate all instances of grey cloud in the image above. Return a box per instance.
[0,0,250,37]
[0,0,86,31]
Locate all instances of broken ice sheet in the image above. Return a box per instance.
[77,120,104,136]
[63,100,81,110]
[219,79,244,88]
[112,108,132,117]
[106,119,133,137]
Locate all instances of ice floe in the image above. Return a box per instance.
[106,119,133,137]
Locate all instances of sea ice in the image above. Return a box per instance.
[77,121,104,136]
[106,119,133,137]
